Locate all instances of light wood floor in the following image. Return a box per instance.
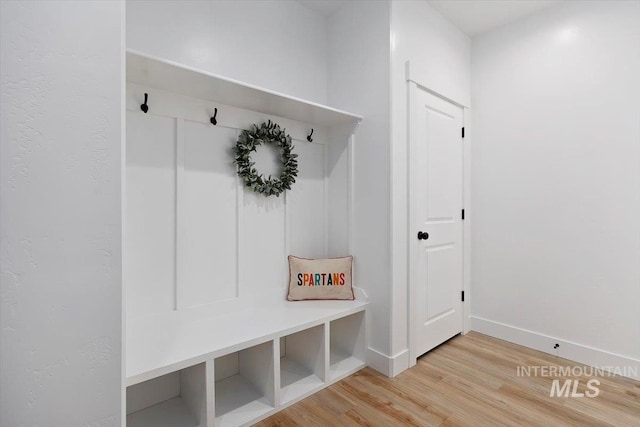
[257,332,640,426]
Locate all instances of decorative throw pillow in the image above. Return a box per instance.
[287,255,354,301]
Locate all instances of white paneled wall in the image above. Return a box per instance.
[289,141,326,258]
[125,85,349,321]
[182,122,238,308]
[127,114,177,316]
[241,191,287,298]
[327,133,351,257]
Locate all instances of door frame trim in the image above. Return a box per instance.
[405,60,471,109]
[406,80,471,367]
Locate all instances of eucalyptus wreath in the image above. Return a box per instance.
[233,120,298,197]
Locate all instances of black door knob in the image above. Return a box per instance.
[417,231,429,240]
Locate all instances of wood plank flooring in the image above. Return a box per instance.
[257,332,640,426]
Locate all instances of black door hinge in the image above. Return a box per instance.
[461,291,465,302]
[461,127,465,138]
[461,209,465,220]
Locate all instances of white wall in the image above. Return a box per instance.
[327,1,392,367]
[0,1,124,425]
[127,0,328,104]
[389,0,471,374]
[471,0,640,374]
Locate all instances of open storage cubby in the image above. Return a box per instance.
[214,341,275,427]
[330,311,367,381]
[279,324,325,404]
[126,363,208,427]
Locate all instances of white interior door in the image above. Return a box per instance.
[409,83,464,361]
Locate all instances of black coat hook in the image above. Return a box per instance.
[307,128,314,142]
[140,93,149,114]
[210,108,218,125]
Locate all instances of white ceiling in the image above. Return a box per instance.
[297,1,560,37]
[428,0,560,37]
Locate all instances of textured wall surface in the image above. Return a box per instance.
[0,1,123,425]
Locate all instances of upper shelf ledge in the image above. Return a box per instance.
[127,50,363,131]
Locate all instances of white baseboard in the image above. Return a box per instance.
[366,347,410,377]
[471,316,640,381]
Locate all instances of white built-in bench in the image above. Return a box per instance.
[126,289,367,427]
[124,50,366,427]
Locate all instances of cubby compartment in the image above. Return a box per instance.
[214,341,275,427]
[279,324,325,404]
[126,363,208,427]
[330,311,367,381]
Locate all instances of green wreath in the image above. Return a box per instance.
[233,120,298,197]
